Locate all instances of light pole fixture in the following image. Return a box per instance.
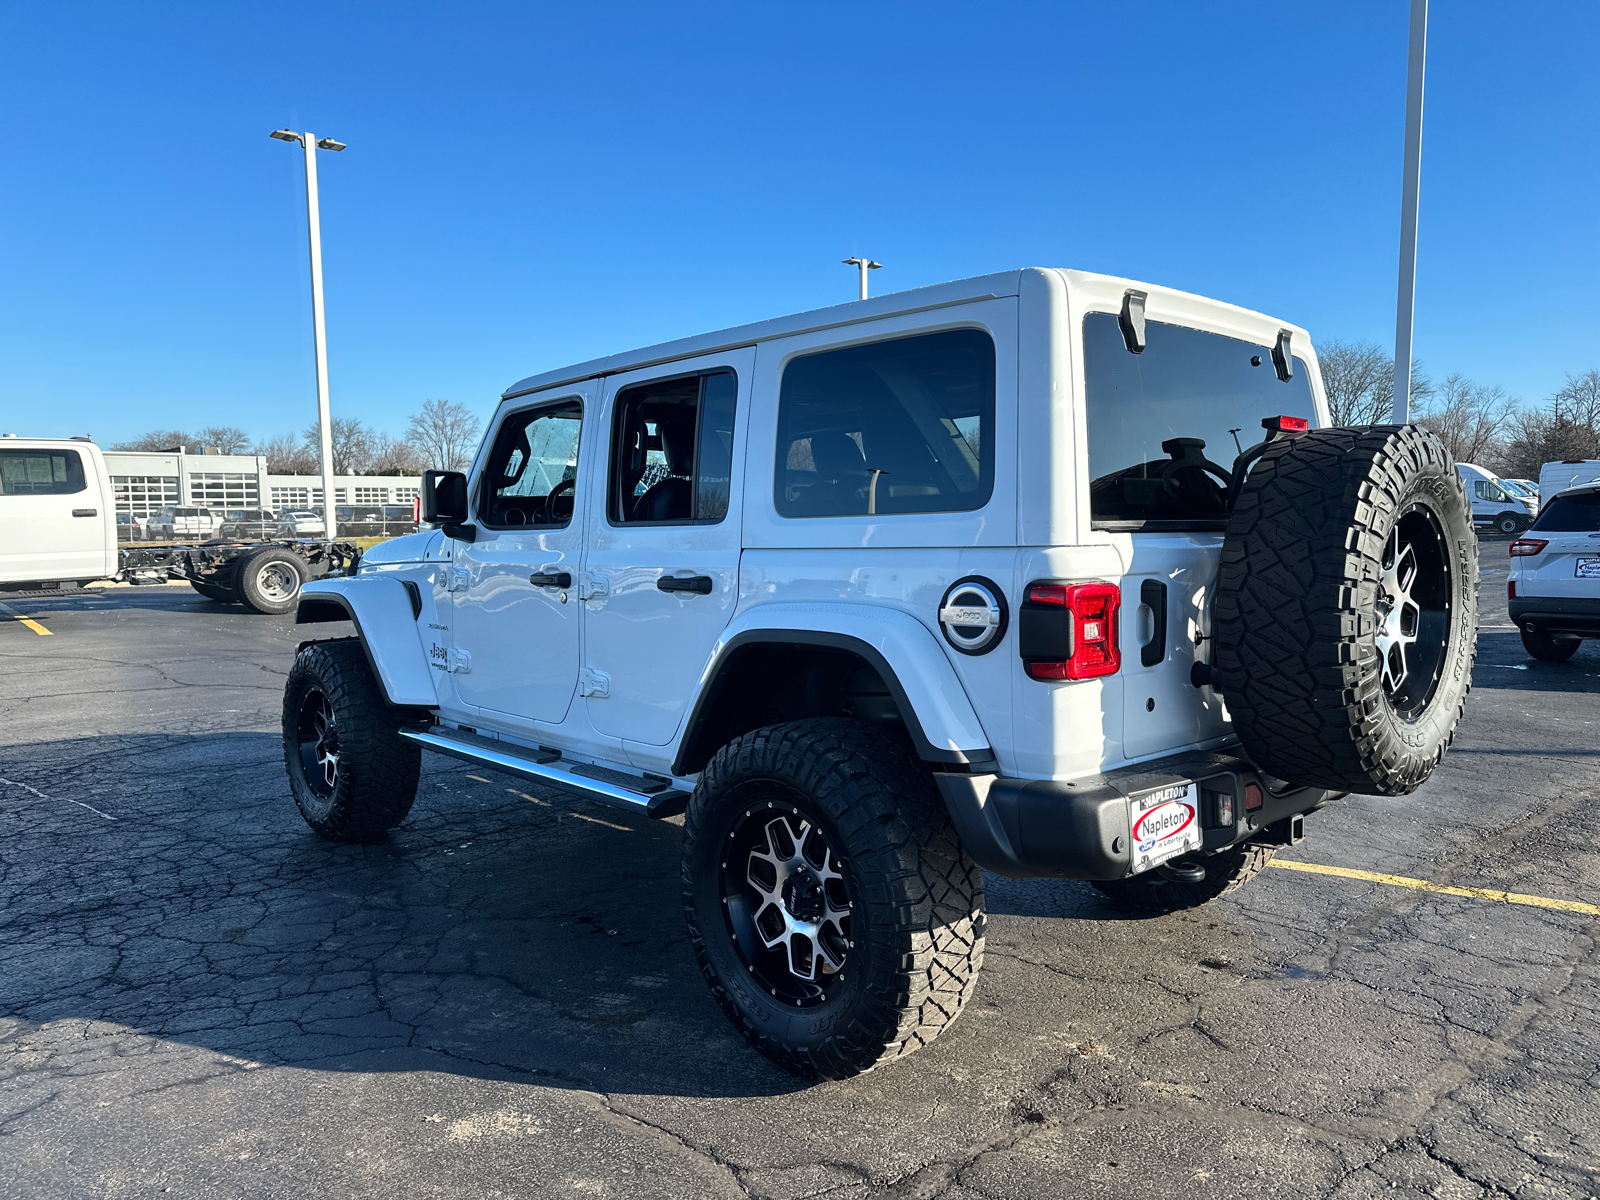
[843,257,882,301]
[271,128,347,540]
[1391,0,1427,424]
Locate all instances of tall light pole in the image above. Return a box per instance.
[843,257,882,301]
[1391,0,1427,424]
[271,128,346,539]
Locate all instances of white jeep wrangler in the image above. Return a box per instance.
[283,268,1477,1079]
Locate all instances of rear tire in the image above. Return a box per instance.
[1521,627,1581,662]
[1214,425,1477,796]
[682,718,985,1080]
[236,547,306,614]
[1495,513,1523,535]
[282,639,420,840]
[1092,843,1277,914]
[190,580,236,603]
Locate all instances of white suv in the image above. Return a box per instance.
[281,269,1478,1078]
[1509,483,1600,660]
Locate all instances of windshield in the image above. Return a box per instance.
[1083,313,1316,529]
[1531,491,1600,532]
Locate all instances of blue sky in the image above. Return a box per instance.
[1,1,1595,446]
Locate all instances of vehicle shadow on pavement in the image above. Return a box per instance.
[0,733,815,1101]
[1468,631,1600,693]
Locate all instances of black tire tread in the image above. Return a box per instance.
[1521,628,1581,662]
[282,638,420,840]
[1092,842,1277,913]
[237,546,305,615]
[1213,425,1477,796]
[683,718,984,1080]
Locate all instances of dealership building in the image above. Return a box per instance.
[102,449,422,517]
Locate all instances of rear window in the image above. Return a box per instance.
[0,449,86,496]
[1531,491,1600,532]
[1084,314,1315,530]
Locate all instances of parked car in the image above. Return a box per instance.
[282,267,1478,1080]
[1457,463,1536,534]
[116,512,141,541]
[1509,483,1600,661]
[142,506,220,541]
[218,509,278,540]
[278,510,326,537]
[1503,477,1539,500]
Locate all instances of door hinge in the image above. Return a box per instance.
[580,572,610,601]
[579,667,610,698]
[448,567,470,593]
[448,648,472,674]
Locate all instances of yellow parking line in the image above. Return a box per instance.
[1270,859,1600,916]
[0,600,52,636]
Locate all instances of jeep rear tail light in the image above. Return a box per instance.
[1509,538,1547,556]
[1019,582,1121,680]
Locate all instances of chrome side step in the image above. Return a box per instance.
[400,725,690,819]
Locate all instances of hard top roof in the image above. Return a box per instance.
[500,267,1310,401]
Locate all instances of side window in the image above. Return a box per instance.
[0,449,86,496]
[774,329,995,519]
[609,371,738,524]
[1474,481,1504,502]
[479,400,583,529]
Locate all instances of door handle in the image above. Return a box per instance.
[529,571,572,588]
[657,574,713,595]
[72,508,97,517]
[1140,579,1168,667]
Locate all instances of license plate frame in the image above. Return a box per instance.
[1128,782,1202,875]
[1575,557,1600,579]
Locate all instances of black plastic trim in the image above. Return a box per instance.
[672,628,996,775]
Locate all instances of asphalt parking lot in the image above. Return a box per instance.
[2,548,1597,1200]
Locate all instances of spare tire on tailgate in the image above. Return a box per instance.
[1212,425,1476,796]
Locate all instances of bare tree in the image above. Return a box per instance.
[366,434,426,475]
[405,399,481,471]
[195,426,252,455]
[1315,340,1432,426]
[1415,374,1517,465]
[1501,371,1600,478]
[255,432,320,475]
[1552,369,1600,431]
[109,429,200,452]
[302,416,374,476]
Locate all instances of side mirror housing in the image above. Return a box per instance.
[421,470,469,525]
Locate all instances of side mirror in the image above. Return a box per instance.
[421,470,469,525]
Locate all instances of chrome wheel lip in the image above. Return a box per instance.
[719,796,854,1008]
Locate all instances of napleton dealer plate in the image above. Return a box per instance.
[1129,783,1202,874]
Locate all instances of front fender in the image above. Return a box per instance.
[297,576,437,707]
[678,601,994,770]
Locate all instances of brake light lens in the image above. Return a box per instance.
[1509,538,1547,556]
[1263,415,1309,434]
[1022,582,1121,680]
[413,496,422,526]
[1508,581,1516,600]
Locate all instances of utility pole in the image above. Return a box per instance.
[271,128,346,539]
[842,257,882,301]
[1391,0,1427,424]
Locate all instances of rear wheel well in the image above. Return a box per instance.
[675,644,913,775]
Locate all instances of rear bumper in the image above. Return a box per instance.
[1509,595,1600,637]
[934,749,1343,881]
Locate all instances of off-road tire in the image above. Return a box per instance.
[1521,628,1581,662]
[1092,842,1277,914]
[683,718,985,1080]
[1213,425,1477,796]
[190,580,236,603]
[282,638,420,840]
[236,546,305,615]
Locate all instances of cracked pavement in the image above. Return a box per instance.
[2,561,1597,1199]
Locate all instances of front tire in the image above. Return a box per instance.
[1521,627,1581,662]
[1495,513,1523,535]
[282,639,420,840]
[682,719,985,1080]
[1092,842,1277,914]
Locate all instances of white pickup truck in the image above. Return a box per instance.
[0,435,356,613]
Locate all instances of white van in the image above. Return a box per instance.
[1539,460,1600,501]
[1457,462,1536,534]
[0,436,119,586]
